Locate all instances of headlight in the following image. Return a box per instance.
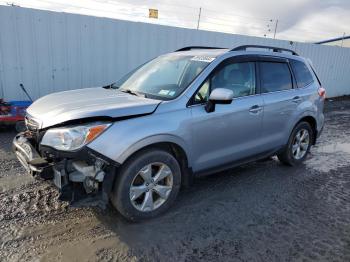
[41,122,111,151]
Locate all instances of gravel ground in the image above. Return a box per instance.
[1,99,350,262]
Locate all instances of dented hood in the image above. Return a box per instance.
[26,87,161,129]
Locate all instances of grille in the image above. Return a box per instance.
[25,114,40,131]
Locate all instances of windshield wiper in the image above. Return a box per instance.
[120,89,146,98]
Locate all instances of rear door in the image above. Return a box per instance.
[258,57,300,150]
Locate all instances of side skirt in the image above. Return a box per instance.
[193,147,283,178]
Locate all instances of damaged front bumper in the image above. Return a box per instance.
[13,132,119,206]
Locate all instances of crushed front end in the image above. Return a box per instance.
[12,115,118,207]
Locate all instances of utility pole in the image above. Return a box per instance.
[341,32,346,47]
[273,19,278,39]
[197,7,202,30]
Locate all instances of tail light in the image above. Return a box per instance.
[318,87,326,99]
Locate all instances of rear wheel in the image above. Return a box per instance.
[111,149,181,221]
[277,122,313,166]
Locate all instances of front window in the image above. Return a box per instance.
[194,62,256,103]
[116,54,214,100]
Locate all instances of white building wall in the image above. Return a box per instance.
[0,5,349,100]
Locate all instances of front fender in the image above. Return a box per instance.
[114,134,192,165]
[87,107,193,166]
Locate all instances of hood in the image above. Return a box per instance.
[26,87,161,129]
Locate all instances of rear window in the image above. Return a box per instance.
[260,62,293,93]
[290,60,314,88]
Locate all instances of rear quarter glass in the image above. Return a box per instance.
[290,59,315,88]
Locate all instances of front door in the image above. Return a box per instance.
[190,60,264,172]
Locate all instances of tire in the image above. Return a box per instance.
[110,149,181,222]
[277,121,313,166]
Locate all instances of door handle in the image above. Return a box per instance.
[249,105,263,114]
[292,96,302,103]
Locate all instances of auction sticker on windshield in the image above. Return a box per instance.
[190,56,215,63]
[159,90,170,95]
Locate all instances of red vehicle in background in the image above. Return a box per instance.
[0,99,31,131]
[0,84,33,131]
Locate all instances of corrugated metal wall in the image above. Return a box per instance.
[0,5,349,100]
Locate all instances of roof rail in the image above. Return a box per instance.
[231,45,299,56]
[175,46,227,52]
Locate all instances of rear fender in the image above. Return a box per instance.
[288,110,318,140]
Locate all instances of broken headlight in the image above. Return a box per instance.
[41,122,111,151]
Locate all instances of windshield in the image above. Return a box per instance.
[116,54,214,100]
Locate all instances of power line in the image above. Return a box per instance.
[203,14,271,25]
[203,8,274,22]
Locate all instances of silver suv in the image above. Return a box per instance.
[13,45,325,221]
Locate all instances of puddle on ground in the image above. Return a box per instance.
[316,143,350,154]
[306,143,350,173]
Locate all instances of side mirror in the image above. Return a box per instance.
[205,88,234,113]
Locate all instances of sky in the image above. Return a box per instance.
[1,0,349,43]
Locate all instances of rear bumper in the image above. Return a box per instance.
[317,124,324,138]
[0,116,24,122]
[315,112,325,142]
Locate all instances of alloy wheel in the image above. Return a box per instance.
[292,128,310,160]
[129,162,174,212]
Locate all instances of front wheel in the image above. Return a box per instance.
[277,122,313,166]
[110,149,181,221]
